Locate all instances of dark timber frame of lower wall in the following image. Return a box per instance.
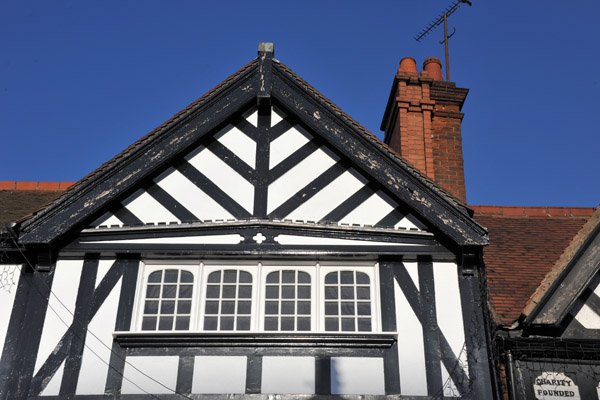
[0,266,54,400]
[0,257,140,400]
[1,254,495,400]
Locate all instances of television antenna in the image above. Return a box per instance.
[414,0,472,82]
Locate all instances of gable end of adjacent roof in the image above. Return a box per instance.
[524,206,600,326]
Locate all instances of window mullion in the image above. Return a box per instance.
[255,262,262,331]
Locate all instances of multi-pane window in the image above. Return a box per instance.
[323,271,372,332]
[134,262,378,333]
[264,270,312,331]
[203,269,253,331]
[141,269,194,331]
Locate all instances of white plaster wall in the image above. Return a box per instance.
[76,260,121,395]
[269,126,311,169]
[0,264,21,361]
[267,148,337,214]
[216,126,256,169]
[433,262,468,379]
[330,357,385,395]
[262,356,315,394]
[34,259,84,379]
[285,170,365,222]
[122,189,179,225]
[394,262,427,396]
[192,356,246,394]
[338,192,396,227]
[186,146,254,213]
[121,356,178,395]
[155,167,234,221]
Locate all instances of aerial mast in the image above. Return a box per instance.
[414,0,472,82]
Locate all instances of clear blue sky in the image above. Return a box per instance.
[1,1,599,207]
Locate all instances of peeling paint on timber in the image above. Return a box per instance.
[150,149,165,161]
[410,190,432,208]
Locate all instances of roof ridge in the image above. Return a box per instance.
[0,181,75,191]
[471,204,596,218]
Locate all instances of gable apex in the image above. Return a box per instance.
[16,50,487,248]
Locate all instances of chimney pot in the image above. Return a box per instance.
[423,57,444,81]
[399,57,418,74]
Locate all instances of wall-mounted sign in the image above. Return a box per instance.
[533,372,580,399]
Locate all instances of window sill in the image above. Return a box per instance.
[114,331,396,349]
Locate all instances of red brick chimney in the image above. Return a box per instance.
[381,57,469,202]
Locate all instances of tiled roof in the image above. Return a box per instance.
[522,207,600,320]
[472,205,596,326]
[0,182,74,230]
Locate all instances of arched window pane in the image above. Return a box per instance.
[204,269,252,331]
[264,270,312,331]
[142,269,193,331]
[324,271,372,332]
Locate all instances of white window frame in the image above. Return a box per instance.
[318,265,379,333]
[131,261,381,333]
[259,265,317,332]
[132,261,201,332]
[199,263,259,331]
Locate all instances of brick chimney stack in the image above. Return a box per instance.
[381,57,469,202]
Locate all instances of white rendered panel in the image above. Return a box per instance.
[186,147,254,213]
[262,356,315,394]
[192,356,246,394]
[216,127,256,169]
[122,189,179,225]
[92,212,123,228]
[330,357,385,395]
[271,107,284,127]
[339,192,397,227]
[285,170,366,222]
[41,360,65,396]
[121,356,178,394]
[246,110,258,127]
[82,234,243,245]
[35,259,84,375]
[95,259,115,288]
[404,262,420,291]
[267,148,337,213]
[274,235,420,247]
[76,275,122,395]
[155,168,234,221]
[394,279,427,395]
[433,262,468,377]
[0,265,20,360]
[574,303,600,329]
[269,126,311,169]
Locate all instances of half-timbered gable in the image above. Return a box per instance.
[0,44,494,399]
